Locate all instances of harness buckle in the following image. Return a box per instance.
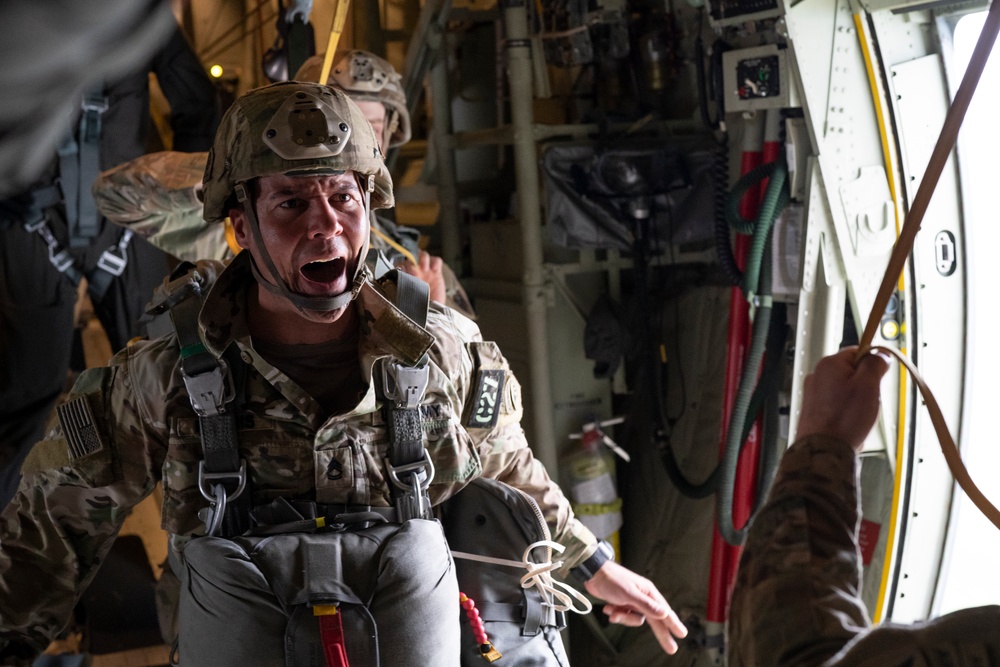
[96,230,133,276]
[381,360,429,409]
[96,246,128,276]
[182,359,236,417]
[197,461,247,537]
[23,213,46,233]
[48,247,75,274]
[385,450,435,521]
[81,97,109,114]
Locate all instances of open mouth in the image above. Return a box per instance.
[300,257,346,285]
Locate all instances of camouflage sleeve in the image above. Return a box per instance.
[0,352,164,660]
[728,434,870,667]
[456,330,596,572]
[93,151,230,262]
[481,447,598,573]
[440,262,476,320]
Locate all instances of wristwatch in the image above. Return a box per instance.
[571,539,615,583]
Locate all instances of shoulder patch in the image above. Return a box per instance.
[57,396,106,460]
[465,369,505,429]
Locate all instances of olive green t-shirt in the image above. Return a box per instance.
[253,329,363,418]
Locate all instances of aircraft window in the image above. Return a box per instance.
[934,9,1000,614]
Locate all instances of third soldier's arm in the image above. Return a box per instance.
[0,349,164,662]
[93,150,230,262]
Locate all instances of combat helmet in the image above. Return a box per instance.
[202,81,394,312]
[295,51,411,148]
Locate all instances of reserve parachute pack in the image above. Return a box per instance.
[148,255,585,666]
[441,477,590,667]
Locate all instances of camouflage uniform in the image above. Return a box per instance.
[728,434,1000,666]
[0,250,595,661]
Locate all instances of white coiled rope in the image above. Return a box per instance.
[451,540,593,615]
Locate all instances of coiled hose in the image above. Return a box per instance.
[713,136,742,286]
[717,158,790,546]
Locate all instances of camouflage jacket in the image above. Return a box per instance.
[728,434,1000,667]
[0,252,593,658]
[92,150,476,316]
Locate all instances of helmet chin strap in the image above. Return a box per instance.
[384,109,400,148]
[235,182,366,313]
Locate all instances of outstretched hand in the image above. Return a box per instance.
[584,560,688,654]
[796,346,891,450]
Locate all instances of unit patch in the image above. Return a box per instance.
[466,369,505,429]
[57,396,105,460]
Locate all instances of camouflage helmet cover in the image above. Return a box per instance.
[295,51,411,148]
[202,81,394,222]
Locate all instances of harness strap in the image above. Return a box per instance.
[21,179,132,299]
[471,600,568,634]
[250,498,399,530]
[394,269,430,327]
[364,248,430,328]
[60,84,107,248]
[168,280,250,537]
[365,253,437,521]
[382,362,433,521]
[365,247,395,282]
[86,228,134,301]
[23,185,85,286]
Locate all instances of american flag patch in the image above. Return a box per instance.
[57,397,105,460]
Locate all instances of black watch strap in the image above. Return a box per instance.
[571,539,615,583]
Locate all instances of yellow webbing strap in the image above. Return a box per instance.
[854,0,1000,531]
[319,0,352,85]
[372,226,417,267]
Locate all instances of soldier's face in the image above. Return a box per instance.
[231,171,368,302]
[354,100,388,153]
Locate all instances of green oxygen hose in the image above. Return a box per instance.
[717,158,790,546]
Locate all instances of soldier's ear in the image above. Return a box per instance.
[228,208,251,249]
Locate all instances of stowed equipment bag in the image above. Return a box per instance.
[177,508,460,667]
[441,478,591,667]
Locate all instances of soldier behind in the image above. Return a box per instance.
[0,82,687,665]
[93,49,476,318]
[728,346,1000,666]
[0,25,220,508]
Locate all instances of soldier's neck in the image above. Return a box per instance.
[247,285,358,346]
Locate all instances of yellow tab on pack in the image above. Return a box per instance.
[480,642,503,662]
[313,605,339,616]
